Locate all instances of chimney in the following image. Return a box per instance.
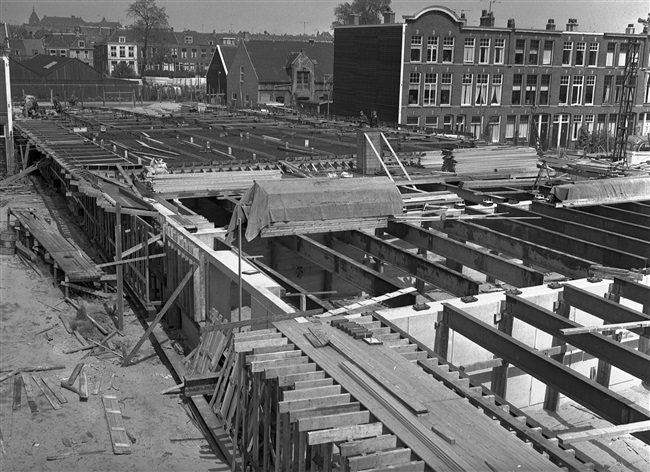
[383,7,395,24]
[566,18,578,31]
[625,23,635,34]
[480,10,495,27]
[546,19,555,30]
[507,18,516,29]
[351,14,360,26]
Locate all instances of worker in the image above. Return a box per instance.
[358,110,369,128]
[24,95,39,118]
[369,110,379,128]
[52,94,62,113]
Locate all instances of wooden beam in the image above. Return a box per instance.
[441,303,650,445]
[561,320,650,335]
[336,230,479,296]
[307,422,383,446]
[557,420,650,444]
[115,203,124,331]
[276,235,416,307]
[0,163,39,187]
[384,222,543,288]
[347,448,413,472]
[339,434,397,458]
[121,234,162,259]
[122,267,195,366]
[611,276,650,306]
[97,252,165,268]
[298,410,370,432]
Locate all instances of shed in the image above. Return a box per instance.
[227,177,403,241]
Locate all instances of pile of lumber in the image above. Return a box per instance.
[418,146,540,176]
[146,169,283,197]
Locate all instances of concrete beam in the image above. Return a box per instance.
[441,303,650,445]
[578,205,650,228]
[611,276,650,307]
[438,219,593,278]
[498,204,650,260]
[276,235,415,308]
[467,215,647,270]
[385,222,544,288]
[337,230,479,297]
[505,294,650,383]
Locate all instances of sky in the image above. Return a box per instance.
[0,0,648,36]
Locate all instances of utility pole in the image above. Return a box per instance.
[302,22,308,35]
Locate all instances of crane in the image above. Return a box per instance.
[612,38,640,164]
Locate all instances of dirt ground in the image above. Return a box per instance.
[0,180,229,471]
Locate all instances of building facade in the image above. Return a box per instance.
[334,5,650,149]
[43,34,94,65]
[94,29,139,76]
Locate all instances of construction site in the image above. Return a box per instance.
[1,10,650,466]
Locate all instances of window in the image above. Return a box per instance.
[442,37,454,63]
[514,39,525,64]
[443,115,453,131]
[50,49,57,56]
[529,40,539,65]
[426,37,438,62]
[559,75,570,104]
[476,38,490,64]
[525,75,537,105]
[606,43,616,66]
[518,115,529,140]
[562,41,572,65]
[645,76,650,103]
[128,46,134,58]
[602,76,613,103]
[118,36,126,43]
[588,43,599,66]
[464,38,475,63]
[406,116,420,126]
[575,42,586,66]
[408,72,421,105]
[411,35,422,62]
[618,43,627,66]
[240,66,245,83]
[539,75,551,105]
[585,114,595,132]
[191,49,197,59]
[572,115,583,141]
[512,74,522,105]
[425,116,438,128]
[185,36,193,44]
[506,115,516,139]
[59,50,66,57]
[119,46,126,58]
[571,76,584,105]
[201,48,207,59]
[470,116,482,139]
[491,74,503,105]
[232,92,237,101]
[440,73,452,105]
[494,38,505,64]
[614,76,625,102]
[461,73,473,105]
[171,48,177,59]
[423,73,437,105]
[181,48,187,58]
[585,76,596,105]
[543,40,554,65]
[83,51,89,59]
[297,71,309,86]
[78,40,85,48]
[475,73,488,105]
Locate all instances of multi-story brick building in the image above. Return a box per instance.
[93,29,139,77]
[334,5,650,149]
[42,34,94,66]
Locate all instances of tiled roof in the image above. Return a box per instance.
[39,16,86,27]
[244,40,333,83]
[10,39,45,56]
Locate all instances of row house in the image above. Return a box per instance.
[7,38,45,61]
[93,29,139,76]
[334,5,650,149]
[206,39,333,109]
[42,34,94,65]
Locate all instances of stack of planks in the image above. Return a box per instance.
[419,146,540,176]
[259,217,389,238]
[146,169,283,198]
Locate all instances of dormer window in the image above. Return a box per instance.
[208,40,214,46]
[78,40,85,48]
[119,36,126,43]
[185,36,193,44]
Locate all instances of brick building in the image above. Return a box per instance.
[94,29,139,77]
[334,5,650,149]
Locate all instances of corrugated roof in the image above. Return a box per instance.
[244,40,333,83]
[21,55,80,76]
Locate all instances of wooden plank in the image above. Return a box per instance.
[560,320,650,335]
[265,362,317,380]
[277,370,326,388]
[31,375,61,410]
[21,373,38,413]
[234,337,288,354]
[250,356,309,374]
[557,420,650,444]
[347,447,412,472]
[41,377,68,404]
[279,394,352,414]
[12,374,22,410]
[365,461,425,472]
[289,402,361,423]
[102,395,132,455]
[245,350,301,364]
[307,422,382,446]
[294,378,334,390]
[283,385,341,402]
[298,410,370,432]
[339,434,397,457]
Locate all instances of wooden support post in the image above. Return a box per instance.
[543,297,570,412]
[491,302,512,399]
[433,318,449,360]
[122,267,195,366]
[115,203,124,331]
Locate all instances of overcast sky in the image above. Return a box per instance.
[1,0,648,35]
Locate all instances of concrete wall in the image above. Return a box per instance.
[376,276,648,409]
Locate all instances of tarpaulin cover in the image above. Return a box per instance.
[551,176,650,207]
[227,177,403,241]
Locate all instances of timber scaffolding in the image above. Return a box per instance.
[9,111,650,471]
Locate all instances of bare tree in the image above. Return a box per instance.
[126,0,169,76]
[332,0,392,28]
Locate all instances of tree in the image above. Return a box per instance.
[126,0,169,76]
[639,13,650,34]
[112,62,137,79]
[332,0,392,28]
